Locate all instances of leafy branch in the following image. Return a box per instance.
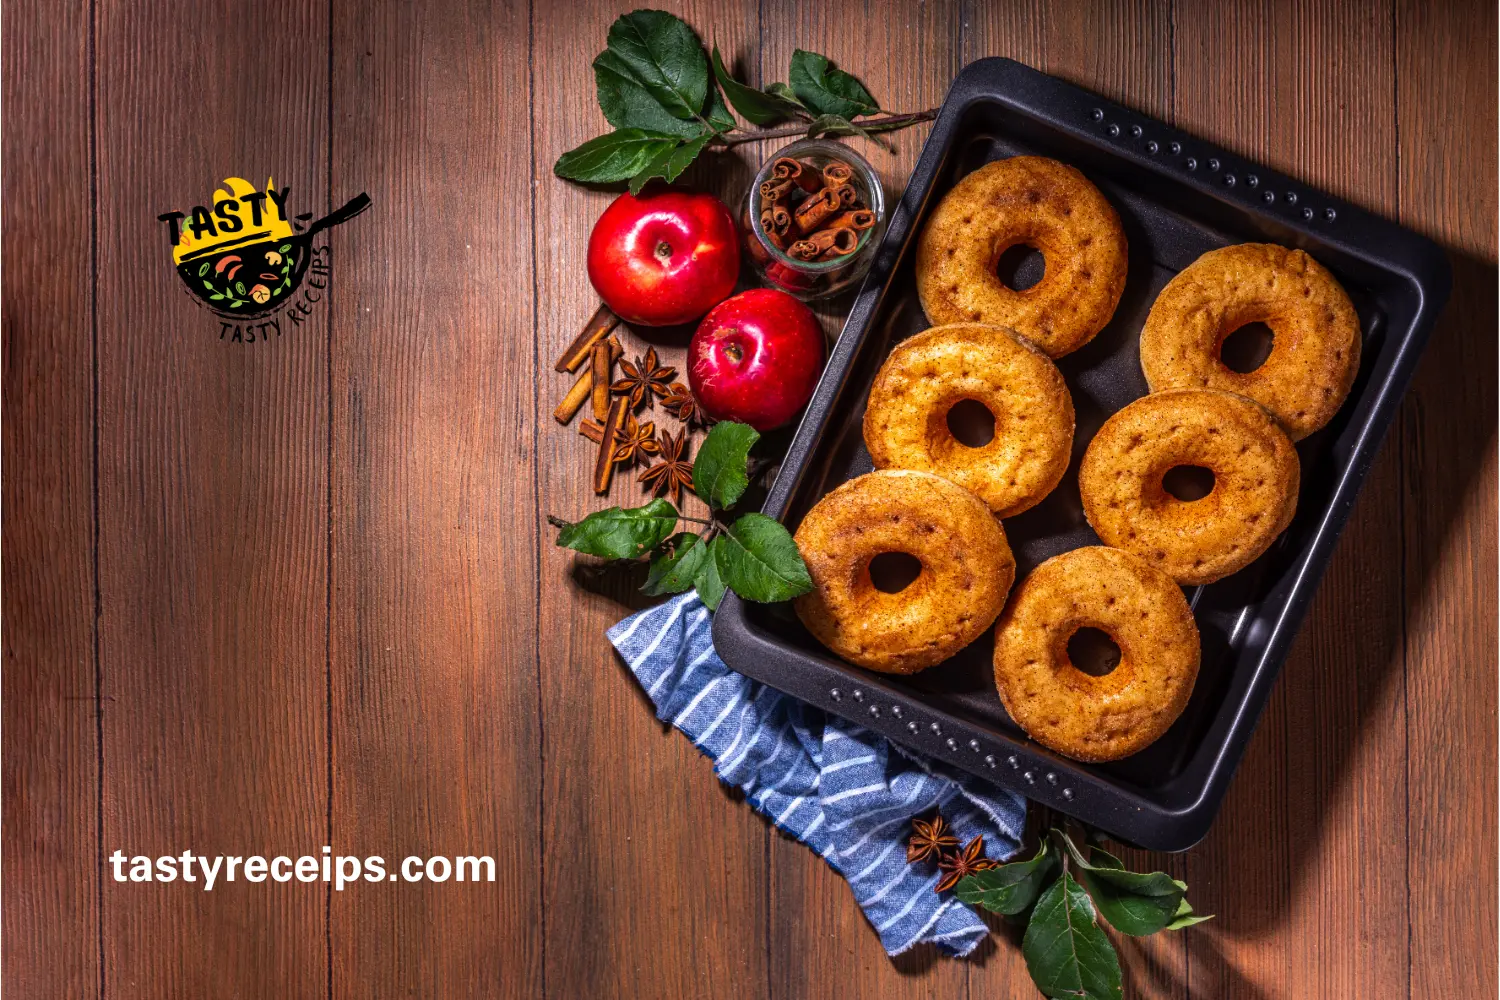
[549,421,811,611]
[952,822,1212,999]
[554,9,937,192]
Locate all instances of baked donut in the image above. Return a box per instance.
[1079,388,1299,585]
[993,546,1200,763]
[1139,243,1361,440]
[794,470,1014,674]
[863,324,1074,517]
[915,156,1128,358]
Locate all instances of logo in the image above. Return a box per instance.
[158,178,370,343]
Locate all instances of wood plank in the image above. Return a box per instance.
[1395,0,1499,996]
[531,2,770,997]
[93,2,330,997]
[325,1,541,996]
[1,2,99,997]
[1170,3,1409,998]
[755,2,969,995]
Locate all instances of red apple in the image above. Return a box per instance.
[587,188,739,326]
[688,288,825,432]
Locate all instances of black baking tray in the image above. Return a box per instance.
[712,57,1449,851]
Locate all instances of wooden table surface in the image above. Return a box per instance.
[5,1,1496,997]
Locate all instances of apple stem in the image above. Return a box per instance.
[655,241,672,261]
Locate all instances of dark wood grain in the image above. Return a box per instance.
[3,2,1497,997]
[1396,1,1499,996]
[531,2,771,997]
[326,1,542,996]
[1,2,99,997]
[1169,3,1413,999]
[92,2,330,997]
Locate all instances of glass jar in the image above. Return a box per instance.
[740,139,886,301]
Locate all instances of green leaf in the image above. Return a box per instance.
[691,421,760,510]
[554,129,679,183]
[197,262,210,276]
[715,513,812,603]
[789,49,878,118]
[628,132,713,195]
[695,541,728,610]
[1057,833,1187,937]
[553,499,680,560]
[1022,872,1123,1000]
[642,532,711,596]
[595,49,705,138]
[603,9,708,120]
[704,82,735,132]
[1163,896,1215,930]
[955,837,1059,916]
[764,81,808,111]
[711,46,803,125]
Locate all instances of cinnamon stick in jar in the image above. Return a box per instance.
[825,209,876,232]
[759,177,796,203]
[773,156,824,194]
[821,161,854,189]
[793,186,841,235]
[788,226,858,261]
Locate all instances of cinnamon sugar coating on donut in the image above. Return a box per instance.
[916,156,1128,358]
[793,470,1014,674]
[1079,388,1299,585]
[1140,243,1361,440]
[993,546,1200,762]
[863,324,1074,517]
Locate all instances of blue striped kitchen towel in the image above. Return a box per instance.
[608,592,1028,957]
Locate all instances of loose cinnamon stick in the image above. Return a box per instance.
[593,397,628,494]
[825,209,876,232]
[590,339,615,421]
[554,303,619,373]
[578,418,605,444]
[554,338,623,425]
[794,187,841,235]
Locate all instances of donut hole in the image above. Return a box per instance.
[1219,321,1275,373]
[868,551,923,594]
[994,243,1046,291]
[1067,627,1122,677]
[945,398,996,447]
[1163,464,1216,502]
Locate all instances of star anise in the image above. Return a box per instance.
[906,812,960,864]
[935,835,998,893]
[660,382,707,427]
[638,429,694,504]
[611,414,660,466]
[611,347,676,410]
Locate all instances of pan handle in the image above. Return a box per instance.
[304,193,372,238]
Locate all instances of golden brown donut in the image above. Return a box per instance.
[993,546,1200,763]
[915,156,1128,358]
[1079,388,1299,585]
[1139,243,1361,440]
[862,324,1074,517]
[794,470,1014,674]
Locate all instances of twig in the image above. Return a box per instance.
[707,109,938,148]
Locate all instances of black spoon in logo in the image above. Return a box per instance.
[178,193,371,319]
